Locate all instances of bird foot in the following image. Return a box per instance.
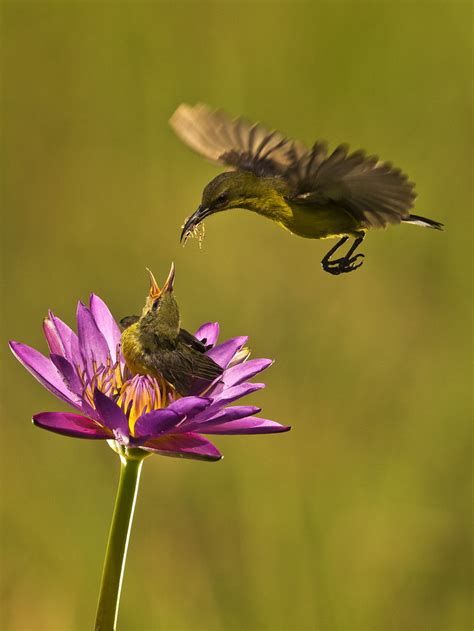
[322,253,365,275]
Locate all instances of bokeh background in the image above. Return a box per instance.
[1,2,472,630]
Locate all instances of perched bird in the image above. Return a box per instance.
[170,104,443,275]
[120,264,223,396]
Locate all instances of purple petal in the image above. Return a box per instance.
[141,433,222,461]
[134,409,180,439]
[76,302,110,375]
[166,396,211,418]
[33,412,111,439]
[9,341,82,406]
[206,336,248,368]
[210,382,265,408]
[194,322,220,348]
[89,294,121,362]
[49,355,96,419]
[198,405,261,425]
[184,405,261,432]
[200,417,291,435]
[221,358,273,388]
[43,316,66,356]
[93,389,129,440]
[43,312,82,367]
[50,354,83,397]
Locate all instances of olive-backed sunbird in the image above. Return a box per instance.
[120,264,223,395]
[170,104,443,275]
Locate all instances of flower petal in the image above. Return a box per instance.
[49,354,98,418]
[141,433,222,461]
[197,405,261,425]
[89,294,121,362]
[44,312,82,367]
[210,382,265,407]
[76,302,110,375]
[43,315,65,356]
[50,354,84,397]
[166,396,211,418]
[9,341,82,406]
[222,358,273,387]
[134,409,180,439]
[93,389,129,440]
[194,322,220,348]
[184,405,261,432]
[206,336,248,368]
[199,416,291,435]
[33,412,111,439]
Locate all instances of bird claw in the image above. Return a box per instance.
[322,253,365,275]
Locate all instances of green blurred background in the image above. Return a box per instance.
[1,2,472,630]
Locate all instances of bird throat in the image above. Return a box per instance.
[242,190,293,223]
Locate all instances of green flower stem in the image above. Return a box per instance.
[95,453,145,630]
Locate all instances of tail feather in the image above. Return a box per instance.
[403,214,444,230]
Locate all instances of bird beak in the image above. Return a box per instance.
[180,205,212,243]
[146,263,175,300]
[161,262,175,294]
[146,268,161,299]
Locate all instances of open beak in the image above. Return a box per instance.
[146,268,161,299]
[180,205,212,243]
[161,262,175,294]
[146,262,175,299]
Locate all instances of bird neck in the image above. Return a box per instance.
[239,177,292,222]
[137,299,181,345]
[141,320,179,344]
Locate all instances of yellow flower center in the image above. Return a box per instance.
[76,355,176,435]
[116,373,172,434]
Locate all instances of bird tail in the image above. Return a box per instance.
[403,214,444,230]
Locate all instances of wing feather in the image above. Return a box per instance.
[178,328,207,353]
[292,144,417,228]
[145,340,223,396]
[170,103,302,178]
[166,350,223,396]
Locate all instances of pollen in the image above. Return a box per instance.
[196,222,205,249]
[181,219,206,248]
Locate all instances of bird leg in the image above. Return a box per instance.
[321,236,365,275]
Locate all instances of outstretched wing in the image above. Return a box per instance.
[170,103,306,178]
[288,143,417,228]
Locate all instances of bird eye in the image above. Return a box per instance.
[216,193,228,205]
[152,298,160,311]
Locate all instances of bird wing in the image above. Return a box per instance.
[147,342,223,396]
[170,103,307,179]
[288,143,417,228]
[178,328,208,353]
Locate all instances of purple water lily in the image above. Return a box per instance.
[10,294,289,462]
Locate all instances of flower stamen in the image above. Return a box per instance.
[116,375,166,435]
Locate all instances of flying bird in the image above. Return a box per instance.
[120,264,223,396]
[170,103,443,275]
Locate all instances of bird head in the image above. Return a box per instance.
[180,171,273,242]
[140,264,180,339]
